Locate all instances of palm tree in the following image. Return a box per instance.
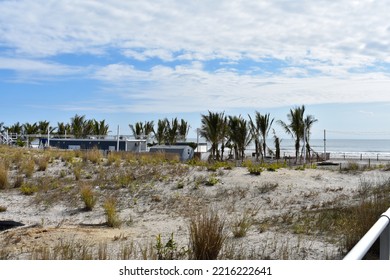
[178,119,190,142]
[70,114,86,138]
[219,115,228,161]
[303,115,318,160]
[83,119,95,137]
[6,122,23,134]
[155,119,168,145]
[278,105,317,163]
[249,112,274,161]
[38,121,55,135]
[93,120,110,138]
[129,122,144,139]
[23,122,39,143]
[272,129,281,160]
[248,114,261,161]
[57,122,71,138]
[200,111,225,161]
[166,118,179,145]
[227,115,251,160]
[144,121,154,142]
[258,113,274,160]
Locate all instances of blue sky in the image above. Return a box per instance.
[2,0,390,139]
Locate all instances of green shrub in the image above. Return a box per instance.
[20,182,38,195]
[248,165,263,175]
[155,233,186,260]
[205,175,219,186]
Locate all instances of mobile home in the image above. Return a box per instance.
[149,145,194,161]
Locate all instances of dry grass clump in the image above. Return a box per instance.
[107,152,121,166]
[0,162,8,189]
[84,148,102,164]
[103,197,121,228]
[31,240,94,260]
[189,209,226,260]
[293,177,390,259]
[36,156,50,171]
[21,159,35,178]
[231,212,253,238]
[13,175,24,189]
[80,185,97,211]
[73,163,82,181]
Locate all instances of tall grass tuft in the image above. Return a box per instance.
[0,162,8,189]
[36,156,49,171]
[73,164,82,181]
[103,197,121,228]
[84,148,102,164]
[189,209,226,260]
[21,159,35,178]
[232,212,252,238]
[80,185,97,211]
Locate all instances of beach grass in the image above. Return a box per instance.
[189,209,226,260]
[2,145,390,260]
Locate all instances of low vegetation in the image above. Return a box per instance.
[189,209,226,260]
[1,145,390,260]
[80,185,97,211]
[103,196,121,228]
[0,162,8,189]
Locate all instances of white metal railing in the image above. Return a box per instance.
[344,208,390,260]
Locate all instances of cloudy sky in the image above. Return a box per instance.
[2,0,390,139]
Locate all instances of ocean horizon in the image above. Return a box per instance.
[188,138,390,161]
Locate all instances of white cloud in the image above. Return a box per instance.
[90,62,390,113]
[2,0,390,115]
[1,0,389,71]
[0,57,85,81]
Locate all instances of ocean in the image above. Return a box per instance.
[280,139,390,161]
[190,138,390,161]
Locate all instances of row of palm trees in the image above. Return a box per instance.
[200,105,317,162]
[129,118,190,145]
[1,114,110,140]
[2,105,317,161]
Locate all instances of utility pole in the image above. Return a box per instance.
[47,125,50,148]
[116,125,120,152]
[324,129,326,160]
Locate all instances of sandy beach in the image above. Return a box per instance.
[1,150,390,260]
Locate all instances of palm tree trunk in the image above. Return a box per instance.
[295,139,300,163]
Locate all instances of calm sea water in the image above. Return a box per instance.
[280,139,390,160]
[190,138,390,160]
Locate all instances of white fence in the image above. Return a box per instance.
[344,208,390,260]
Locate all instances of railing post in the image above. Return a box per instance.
[380,215,390,260]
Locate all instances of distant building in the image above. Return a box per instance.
[47,138,147,152]
[149,145,194,161]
